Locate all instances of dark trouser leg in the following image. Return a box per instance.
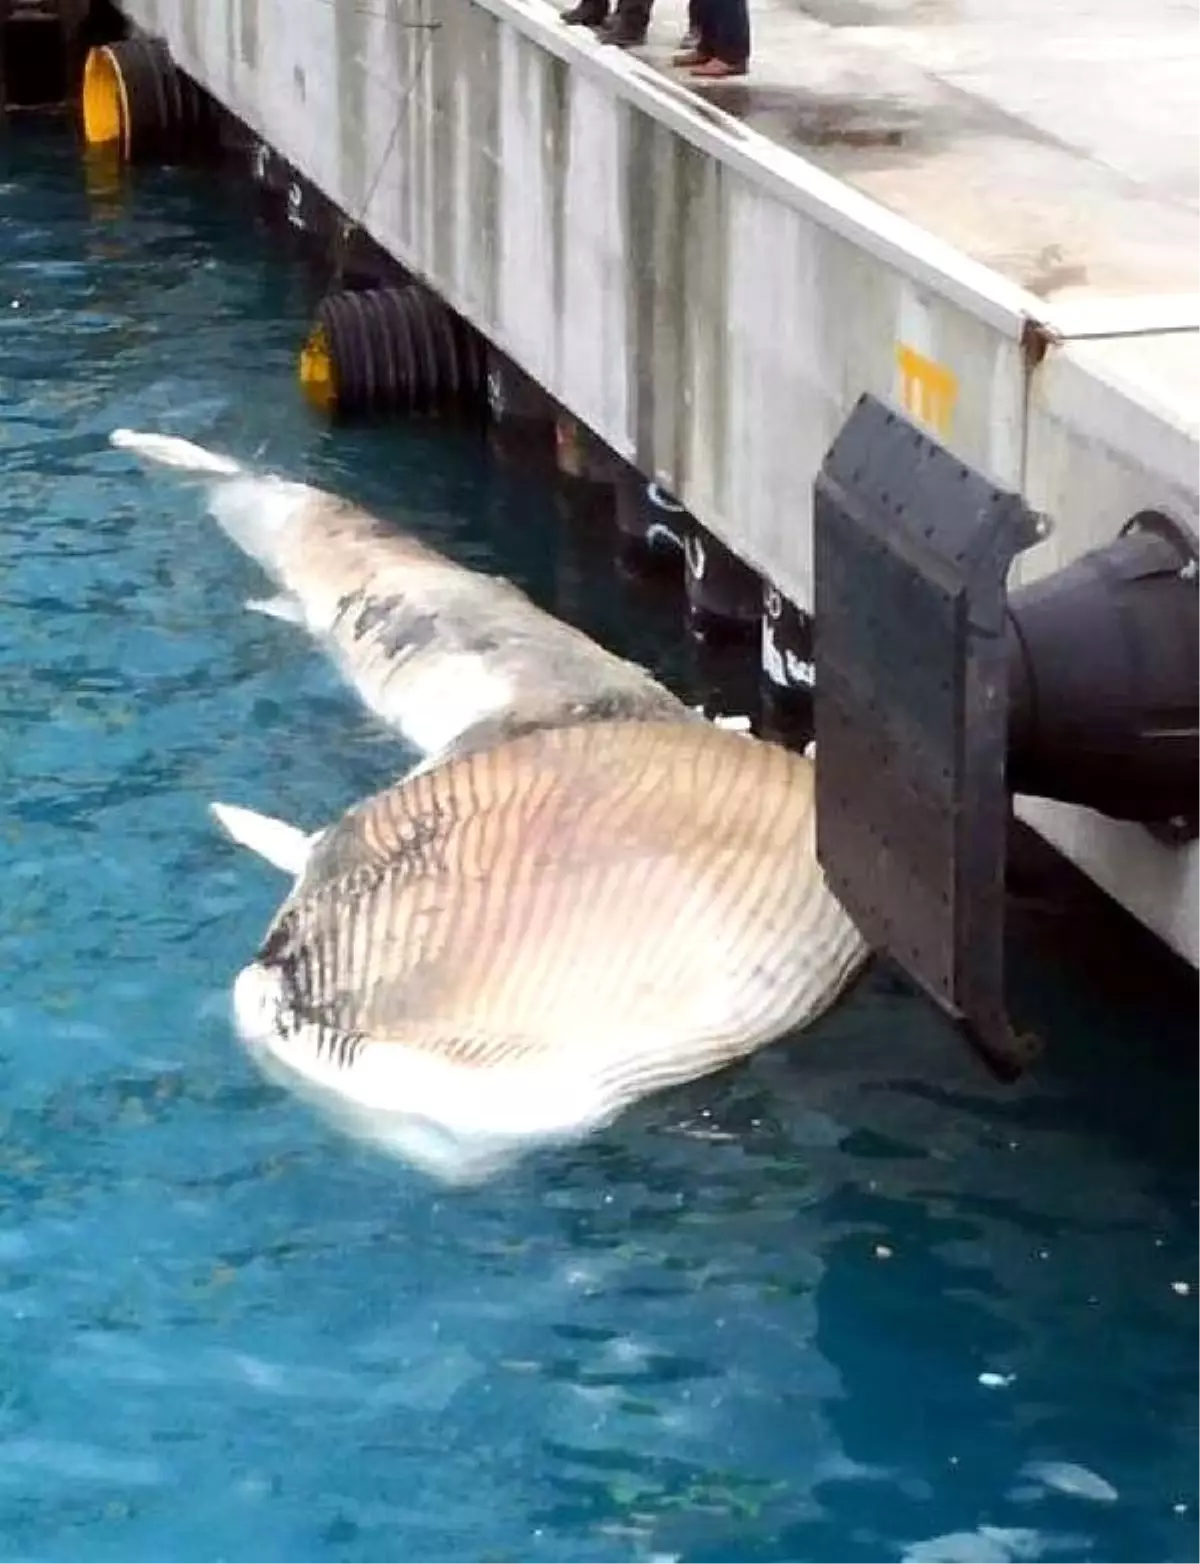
[686,0,712,50]
[702,0,749,61]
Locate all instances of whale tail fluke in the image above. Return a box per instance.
[110,428,244,477]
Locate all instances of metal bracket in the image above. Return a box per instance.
[813,393,1044,1077]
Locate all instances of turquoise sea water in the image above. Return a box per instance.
[0,124,1196,1564]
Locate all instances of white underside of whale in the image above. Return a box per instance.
[230,962,623,1184]
[228,953,833,1187]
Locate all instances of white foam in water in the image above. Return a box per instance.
[606,1334,654,1368]
[1011,1459,1119,1504]
[902,1525,1089,1563]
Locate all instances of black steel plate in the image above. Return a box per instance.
[813,393,1042,1074]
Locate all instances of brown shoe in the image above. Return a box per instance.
[672,46,710,66]
[689,56,748,78]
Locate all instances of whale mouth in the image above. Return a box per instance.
[227,962,596,1184]
[231,962,283,1056]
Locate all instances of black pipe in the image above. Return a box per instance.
[1006,509,1199,837]
[301,284,486,420]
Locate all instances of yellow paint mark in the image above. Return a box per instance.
[298,323,337,414]
[895,343,958,439]
[81,47,129,156]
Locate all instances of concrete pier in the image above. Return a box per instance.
[108,0,1199,964]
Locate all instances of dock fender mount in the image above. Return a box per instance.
[683,522,761,646]
[812,393,1045,1077]
[614,477,686,574]
[298,284,486,421]
[81,33,211,162]
[1006,508,1199,840]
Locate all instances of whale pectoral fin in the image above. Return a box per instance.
[210,801,321,876]
[245,593,305,627]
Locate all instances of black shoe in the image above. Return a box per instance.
[598,11,647,44]
[561,0,608,24]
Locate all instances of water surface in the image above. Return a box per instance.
[0,125,1195,1564]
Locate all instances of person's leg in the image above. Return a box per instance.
[688,0,748,72]
[599,0,652,47]
[561,0,609,27]
[673,0,712,64]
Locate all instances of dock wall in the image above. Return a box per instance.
[113,0,1045,616]
[111,0,1199,966]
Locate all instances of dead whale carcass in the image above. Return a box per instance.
[109,428,688,764]
[215,717,869,1183]
[110,426,869,1181]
